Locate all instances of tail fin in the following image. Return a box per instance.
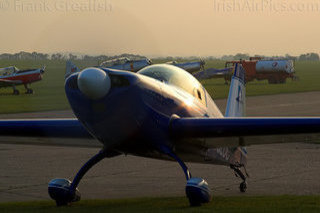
[65,61,80,79]
[225,63,246,117]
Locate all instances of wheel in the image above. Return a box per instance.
[25,89,34,94]
[48,179,81,206]
[268,78,278,84]
[240,181,247,193]
[292,76,300,81]
[280,78,286,84]
[186,178,212,206]
[13,90,19,95]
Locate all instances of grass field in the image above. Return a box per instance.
[0,196,319,213]
[0,59,319,114]
[0,60,96,114]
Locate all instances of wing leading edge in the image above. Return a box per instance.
[0,119,99,147]
[0,119,91,138]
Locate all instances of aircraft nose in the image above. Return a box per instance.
[78,67,111,100]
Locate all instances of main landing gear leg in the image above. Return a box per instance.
[48,149,108,206]
[163,147,212,206]
[230,164,249,193]
[12,85,19,95]
[24,84,33,94]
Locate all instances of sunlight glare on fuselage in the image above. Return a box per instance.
[184,96,194,107]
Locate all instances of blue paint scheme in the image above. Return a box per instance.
[169,117,320,138]
[63,64,320,160]
[161,145,192,180]
[64,65,221,154]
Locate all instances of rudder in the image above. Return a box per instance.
[65,61,80,79]
[225,63,246,117]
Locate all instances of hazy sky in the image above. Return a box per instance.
[0,0,319,56]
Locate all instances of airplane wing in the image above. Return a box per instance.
[0,117,319,149]
[0,119,100,148]
[0,79,22,86]
[193,68,233,80]
[174,63,316,148]
[169,116,320,148]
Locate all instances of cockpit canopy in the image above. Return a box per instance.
[0,66,18,76]
[138,64,206,104]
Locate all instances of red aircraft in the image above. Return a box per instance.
[0,66,45,95]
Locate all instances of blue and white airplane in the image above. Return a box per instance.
[0,62,319,207]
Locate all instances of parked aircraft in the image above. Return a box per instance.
[193,67,233,81]
[100,57,152,72]
[0,66,45,95]
[99,56,207,76]
[99,57,204,74]
[0,62,319,207]
[167,59,205,73]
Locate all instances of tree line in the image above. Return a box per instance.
[0,51,146,61]
[220,53,319,61]
[0,51,319,61]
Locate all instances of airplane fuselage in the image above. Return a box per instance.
[65,65,245,166]
[0,69,44,87]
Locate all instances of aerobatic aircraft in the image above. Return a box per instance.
[0,62,319,207]
[0,66,45,95]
